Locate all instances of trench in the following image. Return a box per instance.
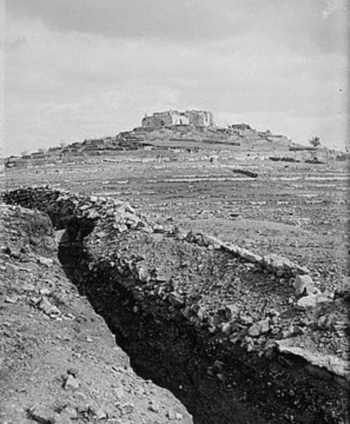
[57,220,274,424]
[2,188,348,423]
[55,217,345,424]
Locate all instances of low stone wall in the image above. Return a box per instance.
[3,186,309,278]
[2,185,152,234]
[184,231,310,277]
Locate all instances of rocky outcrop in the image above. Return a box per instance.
[2,186,349,423]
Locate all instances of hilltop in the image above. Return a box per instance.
[4,112,344,168]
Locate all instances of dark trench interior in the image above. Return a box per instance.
[56,217,345,424]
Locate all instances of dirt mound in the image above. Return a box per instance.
[0,204,192,423]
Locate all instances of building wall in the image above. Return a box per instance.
[142,113,171,128]
[142,110,213,128]
[169,111,190,125]
[186,110,214,127]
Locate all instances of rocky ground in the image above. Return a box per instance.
[2,186,349,423]
[1,144,349,423]
[4,153,348,287]
[0,204,193,424]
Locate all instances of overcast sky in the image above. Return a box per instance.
[2,0,349,155]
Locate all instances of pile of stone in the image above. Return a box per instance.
[2,185,152,235]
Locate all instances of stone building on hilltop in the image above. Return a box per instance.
[142,110,214,128]
[186,110,214,127]
[142,111,189,128]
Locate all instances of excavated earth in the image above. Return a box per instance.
[1,186,350,424]
[0,204,192,423]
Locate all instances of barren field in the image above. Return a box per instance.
[4,151,349,292]
[2,150,349,423]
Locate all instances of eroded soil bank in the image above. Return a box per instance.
[0,204,192,424]
[3,187,350,424]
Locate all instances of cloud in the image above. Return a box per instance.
[3,1,348,154]
[6,0,348,54]
[322,0,347,18]
[6,0,240,41]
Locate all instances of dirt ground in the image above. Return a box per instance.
[3,151,349,292]
[0,204,193,424]
[1,148,349,423]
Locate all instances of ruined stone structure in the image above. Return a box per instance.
[142,111,189,128]
[186,110,214,127]
[229,123,252,131]
[142,110,214,128]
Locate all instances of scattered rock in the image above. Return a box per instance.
[153,224,166,233]
[238,248,262,263]
[148,400,160,413]
[38,297,60,317]
[296,293,332,310]
[37,256,54,267]
[2,186,346,424]
[67,368,78,377]
[22,282,36,292]
[248,318,270,337]
[136,265,151,283]
[54,406,78,423]
[27,405,56,424]
[263,253,309,277]
[220,321,232,335]
[296,294,318,309]
[335,276,350,300]
[167,409,177,420]
[54,230,65,245]
[293,274,316,297]
[239,313,253,325]
[90,406,107,420]
[4,296,18,304]
[64,374,80,391]
[222,303,239,320]
[120,402,134,415]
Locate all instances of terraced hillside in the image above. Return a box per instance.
[5,122,341,169]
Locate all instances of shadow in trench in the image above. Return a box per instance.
[57,226,279,424]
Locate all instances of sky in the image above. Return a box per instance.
[1,0,349,155]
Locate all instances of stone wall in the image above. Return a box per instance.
[142,110,214,129]
[186,110,214,127]
[142,111,190,128]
